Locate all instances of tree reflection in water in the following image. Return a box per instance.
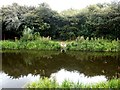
[2,50,119,80]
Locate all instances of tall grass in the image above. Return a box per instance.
[27,77,119,88]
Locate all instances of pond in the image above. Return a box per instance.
[1,50,119,88]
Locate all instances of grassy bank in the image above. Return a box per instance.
[27,77,119,88]
[67,37,120,52]
[0,37,120,51]
[0,39,60,50]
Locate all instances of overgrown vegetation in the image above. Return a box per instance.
[1,1,120,51]
[26,77,119,88]
[0,34,119,51]
[0,28,61,50]
[1,1,120,40]
[67,36,120,51]
[0,40,60,50]
[0,36,119,51]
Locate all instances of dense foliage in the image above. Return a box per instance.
[1,1,120,40]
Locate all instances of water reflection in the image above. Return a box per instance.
[1,72,40,88]
[1,50,120,88]
[50,69,107,84]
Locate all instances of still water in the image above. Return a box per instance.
[1,50,119,88]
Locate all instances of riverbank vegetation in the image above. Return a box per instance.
[0,38,60,50]
[27,77,119,88]
[0,36,120,51]
[67,36,120,51]
[0,35,120,51]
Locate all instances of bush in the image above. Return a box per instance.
[1,40,18,49]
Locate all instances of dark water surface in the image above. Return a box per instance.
[1,50,120,88]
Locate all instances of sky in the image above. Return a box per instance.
[0,0,117,12]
